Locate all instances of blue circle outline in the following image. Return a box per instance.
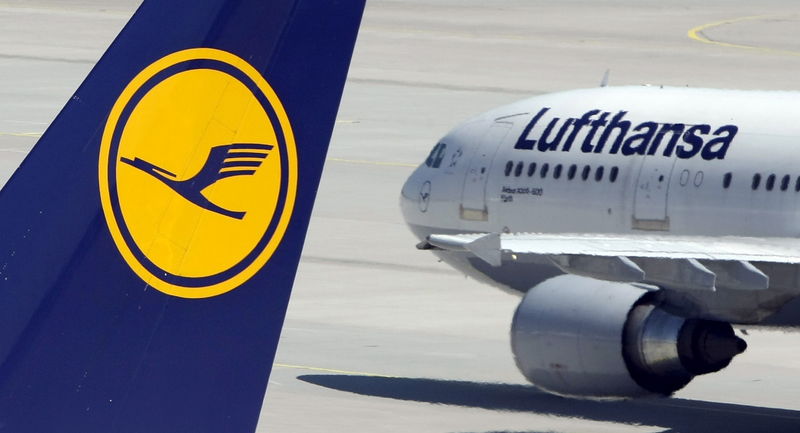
[106,59,290,289]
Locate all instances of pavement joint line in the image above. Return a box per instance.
[5,120,48,125]
[688,15,800,57]
[361,25,530,41]
[273,362,396,378]
[0,5,131,18]
[327,157,416,168]
[0,132,42,137]
[0,133,416,167]
[651,399,800,420]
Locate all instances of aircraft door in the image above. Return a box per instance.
[460,122,511,221]
[632,154,677,231]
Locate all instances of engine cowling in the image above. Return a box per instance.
[510,275,746,398]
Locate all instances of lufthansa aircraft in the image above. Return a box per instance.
[401,86,800,398]
[0,0,364,431]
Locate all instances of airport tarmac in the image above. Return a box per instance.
[1,1,800,432]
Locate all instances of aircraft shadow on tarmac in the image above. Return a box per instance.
[298,374,800,433]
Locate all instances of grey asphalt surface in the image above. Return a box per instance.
[1,1,799,432]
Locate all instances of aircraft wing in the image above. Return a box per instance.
[423,232,800,292]
[426,232,800,263]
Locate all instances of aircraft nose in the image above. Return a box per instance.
[400,169,418,214]
[399,165,429,224]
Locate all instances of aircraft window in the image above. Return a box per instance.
[766,174,776,191]
[568,164,577,180]
[433,143,446,168]
[581,165,591,181]
[723,172,732,189]
[694,171,704,187]
[781,175,790,191]
[752,174,761,190]
[425,142,446,168]
[679,170,690,186]
[610,166,619,183]
[796,176,800,192]
[540,163,550,178]
[527,162,537,177]
[514,161,524,177]
[505,161,513,177]
[553,164,563,179]
[595,166,604,182]
[425,145,435,167]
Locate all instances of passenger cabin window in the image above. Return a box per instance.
[781,175,790,191]
[553,164,563,179]
[595,166,604,182]
[568,164,577,180]
[752,174,761,190]
[581,165,591,181]
[505,161,513,177]
[723,172,732,189]
[527,162,537,177]
[795,176,800,192]
[609,167,619,183]
[425,142,447,168]
[540,163,549,178]
[694,171,704,187]
[679,170,690,186]
[515,161,523,177]
[766,174,776,191]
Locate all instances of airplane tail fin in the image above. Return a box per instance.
[0,0,364,431]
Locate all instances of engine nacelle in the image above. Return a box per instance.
[511,275,746,398]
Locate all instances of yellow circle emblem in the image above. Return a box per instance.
[99,49,297,298]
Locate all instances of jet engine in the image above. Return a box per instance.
[510,275,747,398]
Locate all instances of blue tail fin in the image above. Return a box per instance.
[0,0,364,431]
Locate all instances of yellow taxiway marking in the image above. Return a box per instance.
[688,15,800,56]
[273,362,396,378]
[0,132,415,168]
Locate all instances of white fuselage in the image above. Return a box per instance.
[401,86,800,302]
